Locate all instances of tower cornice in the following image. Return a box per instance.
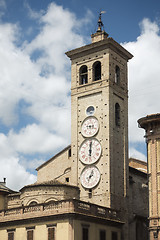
[66,37,133,61]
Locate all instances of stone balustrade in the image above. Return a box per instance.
[0,199,122,223]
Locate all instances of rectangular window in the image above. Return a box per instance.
[48,227,55,240]
[100,230,106,240]
[82,227,88,240]
[112,231,118,240]
[8,232,14,240]
[27,230,33,240]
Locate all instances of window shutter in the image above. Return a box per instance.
[27,230,33,240]
[48,227,55,240]
[8,232,14,240]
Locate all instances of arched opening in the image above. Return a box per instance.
[93,61,101,81]
[115,103,120,126]
[29,201,38,206]
[115,65,120,84]
[79,65,88,85]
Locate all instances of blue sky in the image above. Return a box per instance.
[0,0,160,190]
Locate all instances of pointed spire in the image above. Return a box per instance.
[97,11,105,32]
[91,11,108,43]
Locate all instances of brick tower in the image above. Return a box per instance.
[138,113,160,240]
[66,14,133,211]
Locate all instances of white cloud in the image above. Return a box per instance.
[0,3,158,190]
[129,147,147,162]
[0,3,92,190]
[123,18,160,157]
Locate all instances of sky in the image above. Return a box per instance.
[0,0,160,190]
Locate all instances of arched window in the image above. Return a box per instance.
[79,65,88,85]
[29,201,38,206]
[115,66,120,84]
[115,103,120,126]
[93,61,101,81]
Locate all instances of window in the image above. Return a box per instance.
[115,103,120,126]
[27,230,33,240]
[80,65,88,85]
[65,177,69,182]
[8,232,14,240]
[68,148,71,158]
[112,231,118,240]
[93,61,101,81]
[115,66,120,84]
[26,227,35,240]
[48,227,55,240]
[82,227,89,240]
[100,230,106,240]
[29,201,37,206]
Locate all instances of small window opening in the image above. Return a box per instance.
[115,103,120,126]
[68,148,71,158]
[80,65,88,85]
[115,66,120,84]
[66,177,69,183]
[93,61,101,81]
[29,201,38,206]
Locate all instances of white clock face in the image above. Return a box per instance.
[79,138,101,165]
[81,117,99,137]
[80,165,101,189]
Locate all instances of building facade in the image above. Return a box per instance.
[138,114,160,240]
[0,17,149,240]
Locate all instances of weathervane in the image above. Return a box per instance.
[97,11,106,32]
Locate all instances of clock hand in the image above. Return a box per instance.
[87,170,94,182]
[89,141,92,156]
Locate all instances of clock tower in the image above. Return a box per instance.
[66,16,133,210]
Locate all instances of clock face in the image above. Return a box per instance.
[80,165,101,189]
[86,106,95,116]
[81,117,99,137]
[79,138,101,165]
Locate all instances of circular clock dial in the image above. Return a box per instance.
[81,117,99,137]
[79,138,101,164]
[80,165,101,189]
[86,106,95,116]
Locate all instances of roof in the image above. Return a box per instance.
[20,179,79,192]
[36,145,71,171]
[0,182,16,194]
[138,113,160,129]
[66,37,133,61]
[129,158,147,174]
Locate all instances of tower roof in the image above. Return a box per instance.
[138,113,160,129]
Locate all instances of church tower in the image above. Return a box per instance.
[66,15,133,210]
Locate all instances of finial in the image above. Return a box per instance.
[97,11,106,32]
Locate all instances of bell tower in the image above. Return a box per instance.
[66,15,133,210]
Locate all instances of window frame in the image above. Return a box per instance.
[79,65,88,85]
[93,61,101,81]
[115,103,120,127]
[100,229,106,240]
[26,227,35,240]
[115,65,120,84]
[47,224,56,240]
[7,230,15,240]
[112,231,118,240]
